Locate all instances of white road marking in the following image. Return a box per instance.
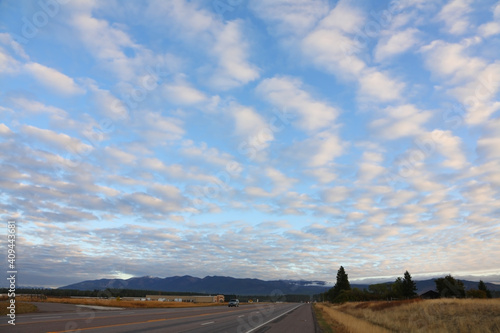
[245,304,303,333]
[76,305,125,310]
[30,316,62,320]
[201,321,215,325]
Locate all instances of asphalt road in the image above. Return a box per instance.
[1,302,318,333]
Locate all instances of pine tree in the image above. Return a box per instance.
[401,271,417,298]
[392,277,404,299]
[478,280,492,298]
[327,266,351,302]
[435,275,465,298]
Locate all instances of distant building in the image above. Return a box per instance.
[420,290,440,299]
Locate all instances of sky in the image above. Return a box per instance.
[0,0,499,288]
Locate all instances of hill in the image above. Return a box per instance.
[59,275,500,296]
[60,275,332,295]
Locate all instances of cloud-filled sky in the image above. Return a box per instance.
[1,0,500,288]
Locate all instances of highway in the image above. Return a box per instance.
[1,302,318,333]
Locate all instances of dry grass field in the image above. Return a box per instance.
[315,298,500,333]
[0,301,38,315]
[33,297,228,308]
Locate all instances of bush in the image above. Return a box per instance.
[466,289,487,299]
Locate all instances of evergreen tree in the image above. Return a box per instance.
[392,277,404,299]
[435,275,465,298]
[478,280,492,298]
[401,271,417,298]
[327,266,351,302]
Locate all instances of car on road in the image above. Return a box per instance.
[228,299,239,307]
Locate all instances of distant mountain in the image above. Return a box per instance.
[59,275,500,296]
[60,275,332,295]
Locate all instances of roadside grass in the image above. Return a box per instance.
[319,298,500,333]
[313,303,349,333]
[26,297,230,308]
[0,301,38,315]
[315,303,388,333]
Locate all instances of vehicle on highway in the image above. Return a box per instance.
[228,299,239,307]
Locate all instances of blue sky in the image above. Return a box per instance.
[1,0,499,288]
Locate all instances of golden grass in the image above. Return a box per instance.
[36,297,228,308]
[315,303,389,333]
[321,298,500,333]
[313,303,350,333]
[0,301,38,315]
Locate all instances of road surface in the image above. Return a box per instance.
[1,302,319,333]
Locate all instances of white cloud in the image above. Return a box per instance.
[359,70,405,101]
[375,28,420,61]
[0,47,21,74]
[103,146,137,165]
[256,76,339,132]
[301,23,366,78]
[229,103,274,151]
[163,83,208,105]
[208,20,260,90]
[358,163,386,183]
[133,111,184,144]
[438,0,473,35]
[3,0,500,287]
[300,1,406,103]
[495,1,500,18]
[289,131,344,167]
[299,0,369,79]
[0,32,29,60]
[450,63,500,125]
[478,21,500,37]
[24,62,85,95]
[317,0,365,34]
[125,191,183,214]
[461,181,497,205]
[144,0,259,90]
[420,40,486,83]
[249,0,328,36]
[370,104,432,139]
[305,167,337,184]
[266,167,297,194]
[70,8,138,80]
[9,97,67,117]
[321,186,350,203]
[180,140,241,171]
[384,189,417,207]
[149,183,184,201]
[21,125,93,155]
[477,125,500,160]
[246,169,299,199]
[88,84,129,120]
[430,130,467,169]
[0,123,13,136]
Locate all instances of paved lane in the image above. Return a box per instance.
[255,303,318,333]
[1,302,314,333]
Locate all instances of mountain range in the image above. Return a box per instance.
[60,275,500,296]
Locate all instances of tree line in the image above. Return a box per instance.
[316,266,494,303]
[0,288,312,303]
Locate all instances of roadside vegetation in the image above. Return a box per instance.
[314,266,500,332]
[317,267,494,303]
[317,298,500,333]
[312,302,350,333]
[33,297,228,308]
[0,299,38,315]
